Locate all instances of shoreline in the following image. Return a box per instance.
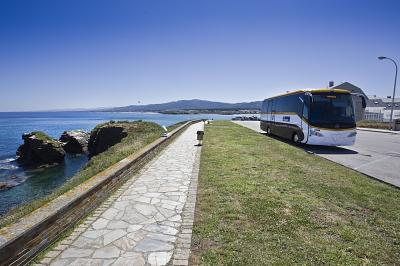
[0,112,245,217]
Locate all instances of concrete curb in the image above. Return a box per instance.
[0,120,202,266]
[357,127,400,134]
[171,126,202,266]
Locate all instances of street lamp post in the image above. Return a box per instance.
[378,56,398,130]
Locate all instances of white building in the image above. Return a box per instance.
[366,95,400,122]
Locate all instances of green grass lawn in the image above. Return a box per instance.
[191,121,400,265]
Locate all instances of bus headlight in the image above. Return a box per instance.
[310,129,324,137]
[348,132,357,137]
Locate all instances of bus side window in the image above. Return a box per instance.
[271,99,275,112]
[262,101,267,113]
[303,104,309,120]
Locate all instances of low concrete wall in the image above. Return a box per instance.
[0,120,200,266]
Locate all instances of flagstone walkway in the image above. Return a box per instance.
[38,122,203,266]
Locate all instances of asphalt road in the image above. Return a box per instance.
[234,121,400,187]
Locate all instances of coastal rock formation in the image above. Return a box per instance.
[59,130,90,154]
[0,182,13,190]
[88,123,128,157]
[16,132,65,167]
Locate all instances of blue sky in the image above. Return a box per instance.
[0,0,399,111]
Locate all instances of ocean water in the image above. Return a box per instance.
[0,111,239,215]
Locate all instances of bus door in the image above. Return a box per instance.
[301,94,311,143]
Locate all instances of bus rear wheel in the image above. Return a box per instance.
[292,133,299,143]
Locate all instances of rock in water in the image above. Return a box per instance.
[60,130,90,154]
[88,124,128,157]
[16,132,65,167]
[0,182,13,190]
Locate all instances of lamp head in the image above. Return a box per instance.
[378,56,387,60]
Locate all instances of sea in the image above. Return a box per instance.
[0,111,243,216]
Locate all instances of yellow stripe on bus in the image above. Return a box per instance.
[266,88,350,100]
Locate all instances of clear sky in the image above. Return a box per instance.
[0,0,399,111]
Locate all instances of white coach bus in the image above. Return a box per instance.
[260,89,365,146]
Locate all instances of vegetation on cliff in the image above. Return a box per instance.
[88,121,129,157]
[81,121,163,181]
[30,131,54,142]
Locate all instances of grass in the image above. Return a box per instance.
[167,120,189,131]
[0,121,165,228]
[191,121,400,265]
[357,120,391,130]
[30,131,55,142]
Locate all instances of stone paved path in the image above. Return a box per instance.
[40,123,203,266]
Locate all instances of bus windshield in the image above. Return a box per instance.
[309,93,355,129]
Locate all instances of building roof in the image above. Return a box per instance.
[381,97,400,103]
[366,97,400,110]
[368,95,400,102]
[332,82,400,109]
[331,82,368,98]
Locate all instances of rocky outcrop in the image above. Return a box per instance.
[60,130,90,154]
[0,182,13,190]
[88,123,128,157]
[16,132,65,167]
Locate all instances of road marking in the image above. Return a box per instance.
[354,155,393,170]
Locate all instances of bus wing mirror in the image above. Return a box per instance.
[361,96,366,108]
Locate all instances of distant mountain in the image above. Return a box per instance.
[103,99,262,112]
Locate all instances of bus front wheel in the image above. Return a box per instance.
[292,133,299,143]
